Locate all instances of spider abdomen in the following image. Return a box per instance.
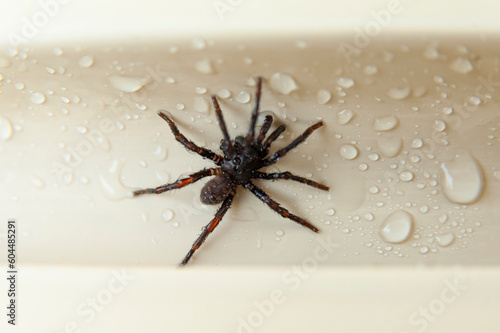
[200,176,234,205]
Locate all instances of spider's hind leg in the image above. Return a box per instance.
[133,168,220,196]
[254,171,329,191]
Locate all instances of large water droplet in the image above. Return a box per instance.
[78,55,94,68]
[374,115,399,131]
[441,153,484,204]
[31,92,46,104]
[0,116,14,140]
[436,233,455,247]
[339,144,358,160]
[338,109,355,125]
[195,59,214,74]
[108,75,148,93]
[450,57,473,74]
[317,89,331,104]
[269,73,298,95]
[162,209,174,222]
[337,77,355,89]
[379,210,414,244]
[387,86,411,100]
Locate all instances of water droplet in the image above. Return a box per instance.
[387,86,411,100]
[31,92,46,104]
[436,233,455,247]
[434,120,446,132]
[364,65,378,75]
[379,210,414,244]
[276,229,285,237]
[339,144,358,160]
[419,205,429,214]
[30,175,45,189]
[450,57,473,74]
[419,246,429,254]
[195,86,207,94]
[195,59,214,74]
[153,145,168,161]
[156,171,170,183]
[400,171,414,182]
[0,116,14,140]
[374,115,399,131]
[442,106,453,115]
[494,171,500,181]
[326,208,335,216]
[439,214,448,223]
[162,209,174,222]
[369,185,379,194]
[78,55,94,68]
[99,160,132,201]
[193,96,210,113]
[364,212,374,221]
[368,153,379,161]
[76,125,88,134]
[108,75,148,93]
[411,138,423,148]
[217,89,231,99]
[317,89,331,104]
[236,91,251,104]
[0,57,11,68]
[172,221,179,228]
[338,109,355,125]
[441,153,484,204]
[269,73,298,95]
[358,163,368,171]
[337,77,354,89]
[468,96,482,105]
[376,136,402,157]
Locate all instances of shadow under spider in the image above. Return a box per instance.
[133,77,329,266]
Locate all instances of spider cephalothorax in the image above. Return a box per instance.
[134,77,329,265]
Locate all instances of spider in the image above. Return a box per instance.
[133,77,329,265]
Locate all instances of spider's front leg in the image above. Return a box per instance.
[133,168,220,196]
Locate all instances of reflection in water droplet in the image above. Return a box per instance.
[0,116,14,140]
[339,144,358,160]
[374,115,399,131]
[269,72,298,95]
[379,210,414,244]
[441,153,484,204]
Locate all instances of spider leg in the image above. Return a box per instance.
[133,168,220,196]
[244,181,319,233]
[212,95,233,153]
[256,115,273,144]
[158,111,223,165]
[245,77,263,145]
[180,193,235,266]
[263,121,323,167]
[262,125,286,151]
[254,171,329,191]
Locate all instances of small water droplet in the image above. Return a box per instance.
[172,221,179,228]
[108,75,148,93]
[76,125,88,134]
[438,214,448,223]
[269,73,298,95]
[374,115,399,131]
[419,246,429,254]
[442,106,453,115]
[162,209,174,222]
[368,153,379,161]
[217,89,231,99]
[450,57,473,74]
[337,77,355,89]
[317,89,331,104]
[276,229,285,237]
[99,160,132,201]
[0,116,14,141]
[379,210,414,244]
[358,163,368,171]
[195,59,214,74]
[236,91,251,104]
[434,120,446,132]
[364,65,378,75]
[0,56,11,68]
[387,86,411,100]
[436,233,455,247]
[376,136,402,157]
[441,153,484,204]
[79,55,94,68]
[411,138,423,148]
[30,175,45,189]
[338,109,355,125]
[400,171,414,182]
[369,185,380,194]
[153,145,168,161]
[339,144,359,160]
[364,212,374,221]
[326,208,335,216]
[31,92,46,104]
[419,205,429,214]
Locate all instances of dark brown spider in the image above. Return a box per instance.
[134,77,329,265]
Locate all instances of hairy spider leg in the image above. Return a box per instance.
[211,95,233,153]
[244,182,319,233]
[256,115,273,144]
[157,111,223,165]
[133,168,220,196]
[254,171,329,191]
[246,77,263,145]
[263,121,323,166]
[180,193,235,266]
[262,125,286,151]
